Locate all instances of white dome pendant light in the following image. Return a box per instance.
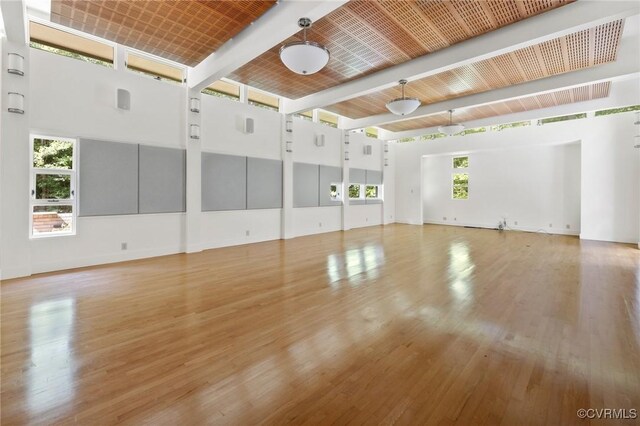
[280,17,330,75]
[438,109,465,136]
[386,79,421,116]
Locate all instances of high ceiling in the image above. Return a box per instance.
[325,20,623,119]
[380,81,611,132]
[228,0,572,99]
[50,0,276,66]
[38,0,638,136]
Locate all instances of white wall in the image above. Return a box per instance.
[345,132,386,230]
[422,143,581,234]
[22,48,187,274]
[0,45,394,279]
[395,111,639,244]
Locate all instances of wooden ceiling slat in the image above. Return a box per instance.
[381,82,611,132]
[229,0,571,99]
[50,0,276,66]
[326,20,623,119]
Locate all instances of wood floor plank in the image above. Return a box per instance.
[1,224,639,425]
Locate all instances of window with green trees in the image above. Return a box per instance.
[349,184,361,199]
[453,156,469,168]
[31,136,76,237]
[594,105,640,116]
[452,173,469,200]
[365,185,379,198]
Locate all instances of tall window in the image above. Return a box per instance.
[452,156,468,200]
[30,136,77,237]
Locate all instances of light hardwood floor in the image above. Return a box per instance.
[1,224,639,425]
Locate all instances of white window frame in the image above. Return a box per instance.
[330,182,343,201]
[30,135,78,238]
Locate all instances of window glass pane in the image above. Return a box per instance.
[365,185,378,198]
[349,184,361,198]
[319,110,338,128]
[33,138,74,169]
[453,173,469,200]
[538,113,587,125]
[594,105,640,116]
[32,205,73,236]
[29,21,113,66]
[35,174,71,199]
[330,184,338,198]
[294,111,313,121]
[202,80,240,100]
[453,157,468,168]
[248,89,279,111]
[127,53,183,83]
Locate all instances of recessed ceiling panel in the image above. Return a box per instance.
[381,82,611,132]
[228,0,573,99]
[50,0,276,66]
[327,20,623,119]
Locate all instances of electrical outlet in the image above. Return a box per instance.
[514,221,518,225]
[454,217,457,221]
[246,230,250,236]
[566,224,570,229]
[121,242,128,250]
[443,216,447,221]
[549,223,553,228]
[366,218,368,222]
[319,222,322,227]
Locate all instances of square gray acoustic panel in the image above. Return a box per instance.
[247,157,282,209]
[349,168,366,184]
[139,145,186,214]
[319,165,343,206]
[79,139,139,216]
[202,152,246,211]
[366,170,383,185]
[293,162,319,208]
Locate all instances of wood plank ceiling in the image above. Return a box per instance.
[228,0,573,99]
[327,20,624,119]
[50,0,276,66]
[381,81,611,132]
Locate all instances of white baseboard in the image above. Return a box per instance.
[422,219,580,236]
[0,265,33,281]
[31,245,185,276]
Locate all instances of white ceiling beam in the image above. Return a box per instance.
[383,77,640,141]
[0,0,28,44]
[189,0,348,92]
[284,0,640,114]
[343,37,640,131]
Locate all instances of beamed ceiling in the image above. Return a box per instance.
[228,0,573,99]
[44,0,635,134]
[326,20,623,119]
[380,81,611,132]
[50,0,276,66]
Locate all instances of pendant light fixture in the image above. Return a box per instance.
[280,18,330,75]
[438,109,465,136]
[386,79,420,116]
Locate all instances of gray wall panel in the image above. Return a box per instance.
[350,199,366,205]
[79,139,139,216]
[365,199,383,205]
[319,165,343,207]
[294,162,319,208]
[247,157,282,209]
[139,146,186,214]
[350,168,366,184]
[366,170,383,185]
[202,152,246,211]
